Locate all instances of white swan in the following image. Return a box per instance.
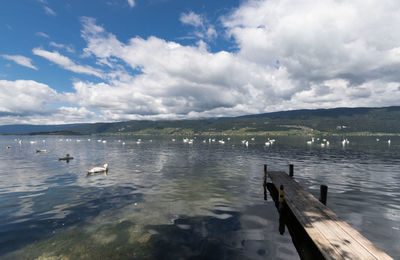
[88,163,108,174]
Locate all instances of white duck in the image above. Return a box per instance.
[88,163,108,174]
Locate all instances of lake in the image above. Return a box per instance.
[0,135,399,259]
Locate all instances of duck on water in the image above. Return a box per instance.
[59,154,74,161]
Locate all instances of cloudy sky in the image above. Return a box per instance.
[1,0,400,124]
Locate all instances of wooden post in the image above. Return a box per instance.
[319,185,328,205]
[289,164,294,177]
[263,164,267,200]
[263,164,267,184]
[279,185,285,212]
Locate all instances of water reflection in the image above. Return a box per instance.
[0,135,399,259]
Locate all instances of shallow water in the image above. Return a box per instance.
[0,135,399,259]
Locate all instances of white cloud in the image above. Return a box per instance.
[32,48,103,78]
[0,80,57,114]
[180,11,217,41]
[35,32,49,38]
[222,0,400,85]
[44,106,99,124]
[1,55,38,70]
[67,18,294,120]
[61,13,400,121]
[49,41,75,53]
[180,12,203,28]
[3,0,400,124]
[43,6,56,16]
[0,80,102,125]
[127,0,135,8]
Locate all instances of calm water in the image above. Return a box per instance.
[0,135,399,259]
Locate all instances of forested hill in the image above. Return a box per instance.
[47,106,400,135]
[0,124,85,135]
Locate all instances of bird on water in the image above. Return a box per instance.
[88,163,108,174]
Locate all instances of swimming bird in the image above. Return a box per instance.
[88,164,108,174]
[59,154,74,161]
[36,149,46,153]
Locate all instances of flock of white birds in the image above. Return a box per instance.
[5,136,393,173]
[6,136,393,150]
[305,137,392,148]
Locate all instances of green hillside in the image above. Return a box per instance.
[56,106,400,135]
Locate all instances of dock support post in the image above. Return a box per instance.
[279,185,285,212]
[263,165,267,200]
[319,185,328,205]
[289,164,294,177]
[263,164,267,185]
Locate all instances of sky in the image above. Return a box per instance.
[1,0,400,125]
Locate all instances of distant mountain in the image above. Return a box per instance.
[61,106,400,135]
[2,106,400,135]
[0,124,86,135]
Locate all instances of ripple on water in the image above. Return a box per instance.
[0,135,399,259]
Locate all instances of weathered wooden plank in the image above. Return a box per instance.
[268,171,393,260]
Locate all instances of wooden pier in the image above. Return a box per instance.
[265,167,393,260]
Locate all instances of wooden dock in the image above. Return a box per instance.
[267,170,393,260]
